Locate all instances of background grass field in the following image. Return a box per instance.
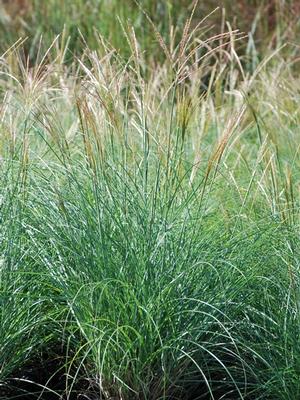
[0,1,299,399]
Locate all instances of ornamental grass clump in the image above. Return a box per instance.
[0,6,299,399]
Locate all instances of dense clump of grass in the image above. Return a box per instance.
[0,9,299,400]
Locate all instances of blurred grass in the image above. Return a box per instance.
[1,0,299,63]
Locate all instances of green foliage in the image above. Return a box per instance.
[0,4,299,398]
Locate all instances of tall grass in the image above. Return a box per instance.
[1,0,299,62]
[0,7,299,400]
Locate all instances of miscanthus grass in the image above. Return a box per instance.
[0,18,299,400]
